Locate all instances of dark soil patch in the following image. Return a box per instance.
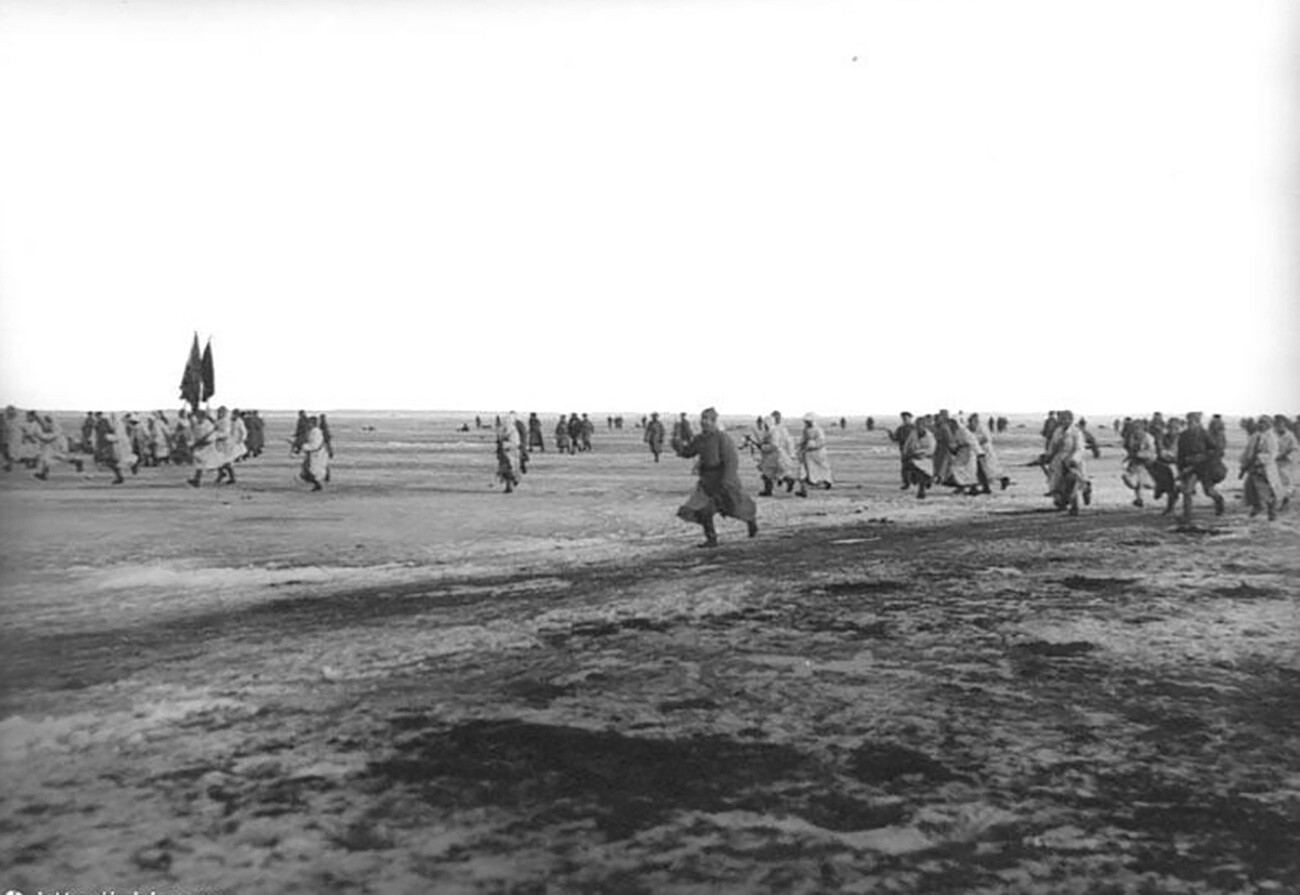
[367,718,819,839]
[1212,583,1276,600]
[658,697,720,712]
[811,581,908,597]
[1014,640,1098,657]
[847,742,954,784]
[1097,772,1300,880]
[1058,575,1139,592]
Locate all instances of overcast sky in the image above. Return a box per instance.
[1,0,1296,418]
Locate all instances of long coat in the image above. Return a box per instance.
[676,428,757,524]
[301,425,330,480]
[190,417,224,470]
[757,418,796,481]
[948,423,980,487]
[972,418,1005,482]
[1240,428,1283,500]
[644,419,666,453]
[798,423,833,486]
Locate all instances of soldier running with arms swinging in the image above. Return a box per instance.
[672,407,759,548]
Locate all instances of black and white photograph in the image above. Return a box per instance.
[1,0,1297,892]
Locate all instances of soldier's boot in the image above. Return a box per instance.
[697,518,718,548]
[73,459,84,473]
[759,478,774,497]
[187,472,201,488]
[1181,492,1194,524]
[747,518,759,538]
[1161,492,1177,515]
[1212,492,1225,516]
[1267,500,1277,521]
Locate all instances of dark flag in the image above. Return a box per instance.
[200,339,215,403]
[179,333,202,412]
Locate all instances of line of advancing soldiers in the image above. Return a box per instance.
[887,410,1013,502]
[1120,412,1295,522]
[0,405,340,492]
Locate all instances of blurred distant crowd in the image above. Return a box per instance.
[1,405,334,491]
[4,404,1294,532]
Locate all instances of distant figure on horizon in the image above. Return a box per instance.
[244,410,265,457]
[555,415,572,453]
[567,413,583,453]
[495,412,524,493]
[672,412,694,446]
[513,412,530,474]
[298,415,329,492]
[527,412,545,453]
[644,412,666,462]
[291,410,310,454]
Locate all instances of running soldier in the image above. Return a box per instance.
[796,413,833,497]
[1175,411,1226,522]
[298,415,329,492]
[32,414,84,479]
[969,413,1011,493]
[1121,419,1161,508]
[1041,410,1088,515]
[1239,414,1282,520]
[495,413,524,493]
[756,411,798,496]
[672,407,759,547]
[889,412,916,489]
[1271,415,1295,511]
[902,416,935,499]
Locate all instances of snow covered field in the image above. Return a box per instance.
[1,413,1297,894]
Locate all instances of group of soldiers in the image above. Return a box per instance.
[662,406,1295,546]
[1,405,333,492]
[1119,412,1296,522]
[886,410,1014,502]
[8,401,1294,532]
